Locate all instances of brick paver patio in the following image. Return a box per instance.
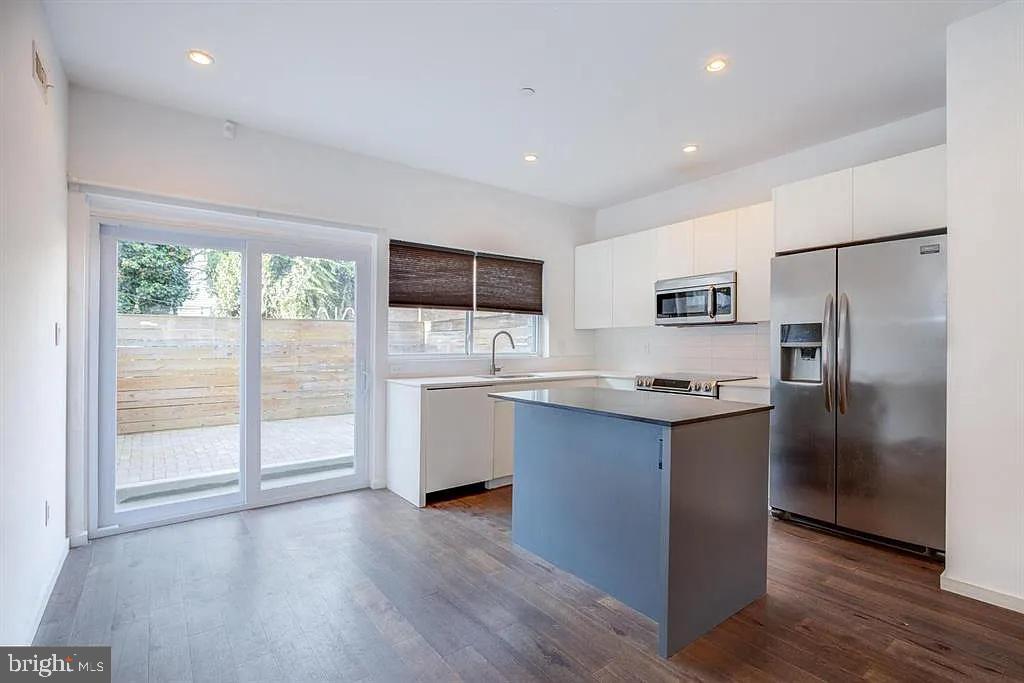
[116,414,355,485]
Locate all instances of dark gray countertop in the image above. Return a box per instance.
[489,387,772,427]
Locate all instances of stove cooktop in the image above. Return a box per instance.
[634,371,756,397]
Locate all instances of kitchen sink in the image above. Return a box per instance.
[474,373,541,379]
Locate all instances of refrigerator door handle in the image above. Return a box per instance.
[837,292,850,414]
[822,294,834,413]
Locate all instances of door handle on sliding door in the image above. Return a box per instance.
[837,292,850,414]
[822,294,834,413]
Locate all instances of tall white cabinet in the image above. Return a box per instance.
[574,240,614,329]
[611,230,656,328]
[736,201,774,323]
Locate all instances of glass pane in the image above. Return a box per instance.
[472,311,537,354]
[658,290,708,317]
[715,287,733,315]
[388,307,467,354]
[260,254,357,490]
[115,241,241,510]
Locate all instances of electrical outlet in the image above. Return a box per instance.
[45,500,50,526]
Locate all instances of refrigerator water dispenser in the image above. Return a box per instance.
[780,323,822,383]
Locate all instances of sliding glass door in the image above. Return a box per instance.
[97,226,370,531]
[249,245,367,504]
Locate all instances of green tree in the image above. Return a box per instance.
[205,250,243,317]
[117,242,194,314]
[205,253,355,320]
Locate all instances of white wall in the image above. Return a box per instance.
[596,323,769,377]
[943,1,1024,613]
[68,87,595,367]
[595,108,946,240]
[0,0,69,645]
[65,86,596,535]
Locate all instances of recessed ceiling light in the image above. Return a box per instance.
[705,57,727,73]
[523,153,539,163]
[682,144,699,153]
[187,49,215,66]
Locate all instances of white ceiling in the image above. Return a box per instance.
[44,1,990,209]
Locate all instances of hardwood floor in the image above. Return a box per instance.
[35,487,1024,682]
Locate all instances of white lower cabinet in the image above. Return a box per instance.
[491,398,516,480]
[718,385,770,405]
[423,386,495,493]
[387,376,608,506]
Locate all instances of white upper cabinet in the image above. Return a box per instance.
[773,168,853,252]
[693,210,738,273]
[852,145,946,240]
[736,201,774,322]
[574,240,614,329]
[612,229,656,328]
[654,220,695,281]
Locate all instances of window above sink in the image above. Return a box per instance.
[387,307,539,357]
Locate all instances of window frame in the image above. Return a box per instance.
[387,307,541,358]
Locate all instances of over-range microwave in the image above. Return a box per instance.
[655,271,737,325]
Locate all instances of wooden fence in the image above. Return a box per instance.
[116,315,355,434]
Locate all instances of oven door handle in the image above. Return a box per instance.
[707,286,716,319]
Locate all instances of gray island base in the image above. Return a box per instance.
[489,387,772,658]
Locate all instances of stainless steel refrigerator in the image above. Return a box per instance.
[769,233,947,551]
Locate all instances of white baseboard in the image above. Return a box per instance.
[370,478,386,490]
[27,539,70,644]
[941,572,1024,614]
[69,531,89,548]
[485,476,513,489]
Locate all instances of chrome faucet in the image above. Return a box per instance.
[491,330,515,375]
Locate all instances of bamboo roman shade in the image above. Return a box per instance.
[475,253,544,315]
[388,241,544,314]
[388,241,475,310]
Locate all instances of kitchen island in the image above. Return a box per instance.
[489,387,772,658]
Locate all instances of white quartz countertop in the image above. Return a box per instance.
[387,369,636,389]
[720,377,770,389]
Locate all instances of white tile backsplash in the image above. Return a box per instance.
[594,322,770,376]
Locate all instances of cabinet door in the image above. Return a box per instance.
[612,229,656,328]
[654,220,695,280]
[773,168,853,252]
[424,386,494,493]
[693,210,738,274]
[491,398,515,479]
[736,201,775,322]
[491,378,600,480]
[574,241,614,329]
[598,377,636,391]
[852,145,946,240]
[719,385,770,404]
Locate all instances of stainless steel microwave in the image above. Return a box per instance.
[655,271,737,325]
